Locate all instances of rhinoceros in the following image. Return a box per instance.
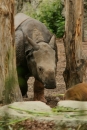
[15,13,58,102]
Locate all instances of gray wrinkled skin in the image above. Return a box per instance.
[15,14,58,96]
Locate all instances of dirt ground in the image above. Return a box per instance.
[26,39,66,108]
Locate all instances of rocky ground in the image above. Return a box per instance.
[13,120,55,130]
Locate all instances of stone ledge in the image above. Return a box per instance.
[0,101,87,130]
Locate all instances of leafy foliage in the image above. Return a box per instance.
[26,0,65,38]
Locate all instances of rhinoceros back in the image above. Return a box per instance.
[15,13,52,43]
[15,13,30,30]
[18,19,52,43]
[15,13,53,66]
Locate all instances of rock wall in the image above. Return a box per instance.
[30,0,42,10]
[15,0,23,14]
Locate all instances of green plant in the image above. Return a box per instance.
[32,0,65,38]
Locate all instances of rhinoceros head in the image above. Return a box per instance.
[25,35,57,89]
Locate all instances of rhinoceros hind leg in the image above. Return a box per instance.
[34,79,47,103]
[18,76,28,98]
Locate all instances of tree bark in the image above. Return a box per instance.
[0,0,22,104]
[83,0,87,41]
[63,0,87,89]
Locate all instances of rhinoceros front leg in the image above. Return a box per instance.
[34,79,47,103]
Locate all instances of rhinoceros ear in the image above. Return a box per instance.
[26,36,39,51]
[49,35,56,49]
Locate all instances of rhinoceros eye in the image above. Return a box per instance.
[38,66,44,73]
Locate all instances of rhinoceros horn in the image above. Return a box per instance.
[49,35,56,49]
[26,36,39,51]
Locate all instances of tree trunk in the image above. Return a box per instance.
[83,0,87,41]
[63,0,87,89]
[0,0,22,104]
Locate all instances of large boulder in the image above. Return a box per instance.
[0,101,87,129]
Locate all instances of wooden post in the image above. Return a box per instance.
[63,0,87,89]
[0,0,22,104]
